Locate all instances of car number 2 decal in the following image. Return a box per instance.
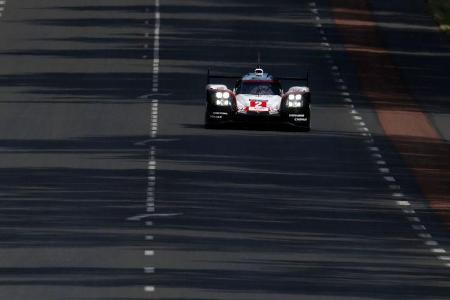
[248,100,269,112]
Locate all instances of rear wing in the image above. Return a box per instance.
[207,69,310,87]
[276,71,310,87]
[207,69,241,84]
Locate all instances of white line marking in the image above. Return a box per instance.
[392,192,404,197]
[425,241,439,246]
[397,201,410,206]
[368,146,379,152]
[419,233,432,239]
[408,217,420,222]
[431,248,447,254]
[402,209,415,214]
[376,160,386,165]
[128,213,182,221]
[145,286,155,292]
[142,1,161,291]
[388,184,401,189]
[379,167,390,173]
[412,224,426,230]
[384,176,396,182]
[438,256,450,261]
[127,214,152,221]
[145,235,154,240]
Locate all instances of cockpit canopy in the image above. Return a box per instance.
[235,68,282,96]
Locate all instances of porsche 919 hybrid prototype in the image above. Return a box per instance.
[205,68,311,131]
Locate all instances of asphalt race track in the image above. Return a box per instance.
[0,0,449,299]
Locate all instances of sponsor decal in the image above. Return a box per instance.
[248,100,269,112]
[213,112,228,115]
[289,114,305,117]
[294,117,308,122]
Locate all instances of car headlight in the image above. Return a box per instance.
[216,92,223,99]
[223,92,230,99]
[286,95,303,108]
[216,99,230,106]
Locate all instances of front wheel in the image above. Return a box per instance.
[204,110,224,129]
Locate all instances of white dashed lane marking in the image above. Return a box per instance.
[144,0,161,294]
[309,1,449,268]
[144,286,155,292]
[0,1,6,17]
[425,241,439,246]
[419,233,432,239]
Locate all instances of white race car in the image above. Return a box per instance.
[205,68,311,131]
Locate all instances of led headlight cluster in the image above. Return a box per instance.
[215,91,231,106]
[286,94,303,107]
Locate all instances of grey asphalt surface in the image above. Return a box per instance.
[0,0,449,299]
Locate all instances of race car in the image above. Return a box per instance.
[204,67,311,131]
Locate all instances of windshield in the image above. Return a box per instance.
[236,81,281,96]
